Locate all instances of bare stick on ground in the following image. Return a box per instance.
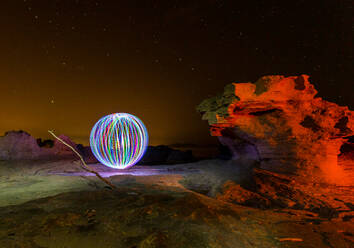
[277,238,303,242]
[48,130,117,190]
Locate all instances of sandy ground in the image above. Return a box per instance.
[0,159,353,247]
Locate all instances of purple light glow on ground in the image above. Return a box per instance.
[50,164,199,178]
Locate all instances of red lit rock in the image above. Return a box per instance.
[197,75,353,185]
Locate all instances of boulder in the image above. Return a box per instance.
[197,75,353,185]
[76,144,98,164]
[138,145,194,165]
[51,134,78,157]
[0,131,43,160]
[0,131,77,160]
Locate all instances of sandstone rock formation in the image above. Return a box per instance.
[197,75,353,185]
[0,131,194,165]
[76,144,99,164]
[0,131,78,160]
[0,131,43,160]
[216,168,353,216]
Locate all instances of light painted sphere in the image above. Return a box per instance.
[90,113,148,169]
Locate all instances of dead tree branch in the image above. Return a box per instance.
[48,130,117,190]
[277,238,303,242]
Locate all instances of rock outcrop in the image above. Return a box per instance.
[216,167,354,220]
[76,144,98,164]
[0,131,194,165]
[0,131,78,160]
[197,75,353,185]
[0,131,43,160]
[138,145,194,165]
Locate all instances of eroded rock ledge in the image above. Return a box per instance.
[197,75,353,185]
[0,131,78,160]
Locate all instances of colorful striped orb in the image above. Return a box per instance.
[90,113,148,169]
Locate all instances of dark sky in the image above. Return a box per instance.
[0,0,352,145]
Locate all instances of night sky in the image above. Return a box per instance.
[0,1,352,146]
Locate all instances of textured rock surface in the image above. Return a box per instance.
[0,159,353,248]
[197,75,354,185]
[216,168,354,219]
[0,131,78,160]
[0,131,194,165]
[76,144,98,164]
[0,131,43,160]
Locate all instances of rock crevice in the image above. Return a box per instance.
[197,75,354,185]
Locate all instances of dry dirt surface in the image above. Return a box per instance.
[0,160,353,248]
